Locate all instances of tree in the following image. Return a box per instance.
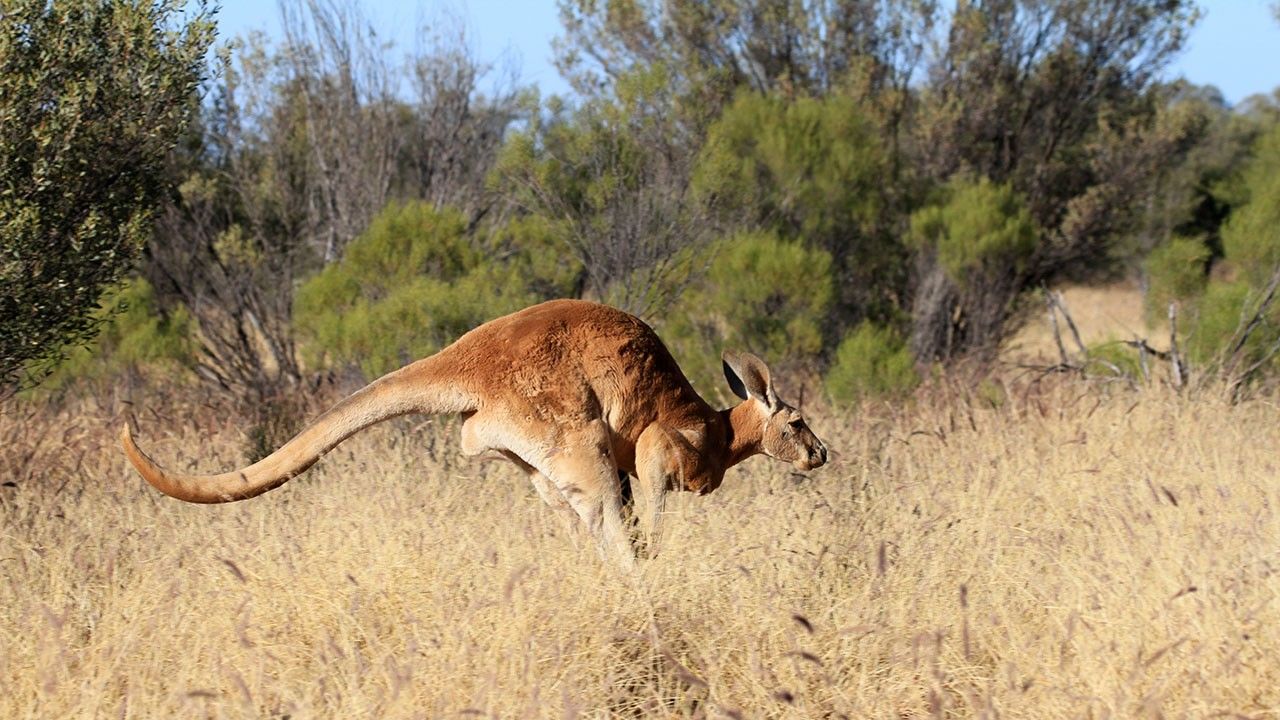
[555,1,1201,364]
[140,2,521,457]
[555,0,935,102]
[660,231,833,396]
[493,66,714,318]
[0,0,213,390]
[1134,118,1280,389]
[908,0,1200,360]
[693,91,898,326]
[554,0,935,189]
[1128,84,1276,326]
[147,3,519,407]
[1125,85,1227,280]
[906,176,1037,361]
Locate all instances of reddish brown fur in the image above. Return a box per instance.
[122,299,828,567]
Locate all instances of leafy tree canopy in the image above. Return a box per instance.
[0,0,213,389]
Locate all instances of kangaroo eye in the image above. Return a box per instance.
[788,418,805,429]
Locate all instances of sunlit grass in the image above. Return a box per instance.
[3,376,1279,717]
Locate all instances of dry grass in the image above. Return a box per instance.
[3,375,1280,718]
[1005,283,1162,363]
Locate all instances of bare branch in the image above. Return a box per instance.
[1045,288,1071,368]
[1053,291,1088,358]
[1225,265,1280,375]
[1168,301,1184,388]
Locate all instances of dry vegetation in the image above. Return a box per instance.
[1004,283,1160,363]
[3,367,1280,718]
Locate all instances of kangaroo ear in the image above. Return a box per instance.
[722,350,777,409]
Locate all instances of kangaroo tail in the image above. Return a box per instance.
[121,357,473,504]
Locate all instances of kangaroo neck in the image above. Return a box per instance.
[718,401,764,470]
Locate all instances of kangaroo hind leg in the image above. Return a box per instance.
[540,423,636,571]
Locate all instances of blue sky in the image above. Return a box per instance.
[213,0,1280,106]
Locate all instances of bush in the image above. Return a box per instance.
[1084,340,1145,379]
[0,0,212,388]
[908,177,1037,285]
[295,202,581,378]
[661,231,833,397]
[692,91,896,321]
[36,278,194,391]
[490,66,705,316]
[693,92,885,244]
[489,215,585,301]
[906,176,1040,362]
[1144,234,1211,319]
[824,323,919,405]
[1168,124,1280,379]
[1184,280,1280,370]
[313,200,479,299]
[1219,124,1280,288]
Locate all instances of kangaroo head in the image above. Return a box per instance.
[722,350,828,471]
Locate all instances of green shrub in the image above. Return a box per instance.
[1084,340,1145,379]
[327,270,540,379]
[1144,234,1210,319]
[824,322,919,405]
[908,177,1037,285]
[490,66,701,311]
[693,92,885,243]
[37,278,194,391]
[295,202,580,378]
[692,91,898,319]
[323,200,477,297]
[661,231,833,397]
[1220,124,1280,288]
[1184,280,1280,370]
[1171,125,1280,377]
[489,215,584,300]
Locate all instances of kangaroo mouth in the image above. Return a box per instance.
[794,447,828,471]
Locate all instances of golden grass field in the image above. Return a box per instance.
[4,288,1280,718]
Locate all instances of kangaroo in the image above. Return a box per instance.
[121,299,828,568]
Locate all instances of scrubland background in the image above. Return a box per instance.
[6,1,1280,717]
[5,290,1280,718]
